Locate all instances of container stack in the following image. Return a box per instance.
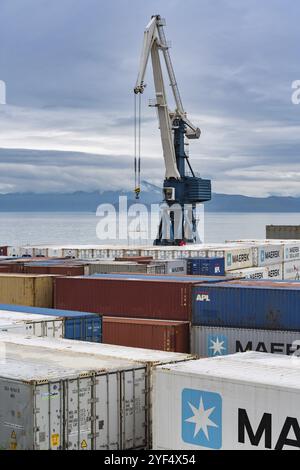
[0,333,194,450]
[191,280,300,357]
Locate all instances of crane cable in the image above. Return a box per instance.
[134,92,142,199]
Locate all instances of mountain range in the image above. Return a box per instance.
[0,182,299,212]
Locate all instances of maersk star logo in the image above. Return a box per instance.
[207,334,228,357]
[182,389,222,449]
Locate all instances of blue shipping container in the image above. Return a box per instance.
[0,304,102,342]
[192,282,300,331]
[187,257,225,276]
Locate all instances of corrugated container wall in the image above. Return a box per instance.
[0,334,195,449]
[55,276,193,321]
[229,267,267,280]
[191,325,300,357]
[0,339,147,450]
[266,225,300,239]
[103,317,190,353]
[283,260,300,280]
[0,304,102,342]
[187,258,225,276]
[24,264,86,276]
[192,281,300,330]
[87,261,164,275]
[0,274,54,307]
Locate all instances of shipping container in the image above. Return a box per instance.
[88,273,238,282]
[0,334,194,449]
[229,266,268,280]
[207,246,254,271]
[0,310,64,337]
[191,325,300,357]
[0,247,8,256]
[283,259,300,280]
[153,260,187,275]
[266,225,300,240]
[192,280,300,330]
[115,256,153,263]
[24,264,86,276]
[187,258,225,276]
[55,276,193,320]
[103,317,190,352]
[152,351,300,450]
[7,247,21,257]
[0,274,54,307]
[254,244,283,267]
[0,338,147,450]
[266,263,283,280]
[0,304,102,342]
[86,261,164,275]
[226,239,300,262]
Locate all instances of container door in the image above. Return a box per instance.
[43,320,64,338]
[86,317,102,343]
[25,321,43,337]
[0,379,34,450]
[120,368,147,450]
[34,381,63,450]
[64,377,93,450]
[94,372,120,450]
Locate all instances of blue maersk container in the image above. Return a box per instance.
[192,282,300,331]
[187,257,225,276]
[0,304,102,342]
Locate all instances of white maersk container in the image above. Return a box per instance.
[0,338,147,450]
[282,243,300,261]
[0,310,64,337]
[191,325,300,357]
[254,244,283,267]
[283,259,300,280]
[266,263,283,280]
[226,239,300,262]
[153,352,300,450]
[208,246,253,272]
[229,267,268,280]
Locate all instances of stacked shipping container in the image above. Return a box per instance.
[0,334,193,450]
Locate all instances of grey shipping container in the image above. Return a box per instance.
[266,225,300,240]
[87,261,164,275]
[191,325,300,358]
[153,260,187,275]
[0,339,147,450]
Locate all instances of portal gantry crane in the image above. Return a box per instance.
[134,15,211,245]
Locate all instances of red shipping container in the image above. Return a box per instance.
[24,265,85,276]
[0,262,24,273]
[54,276,194,321]
[103,316,190,353]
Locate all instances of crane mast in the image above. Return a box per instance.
[134,15,211,245]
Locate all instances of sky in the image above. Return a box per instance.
[0,0,300,196]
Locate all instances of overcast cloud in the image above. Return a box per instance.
[0,0,300,196]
